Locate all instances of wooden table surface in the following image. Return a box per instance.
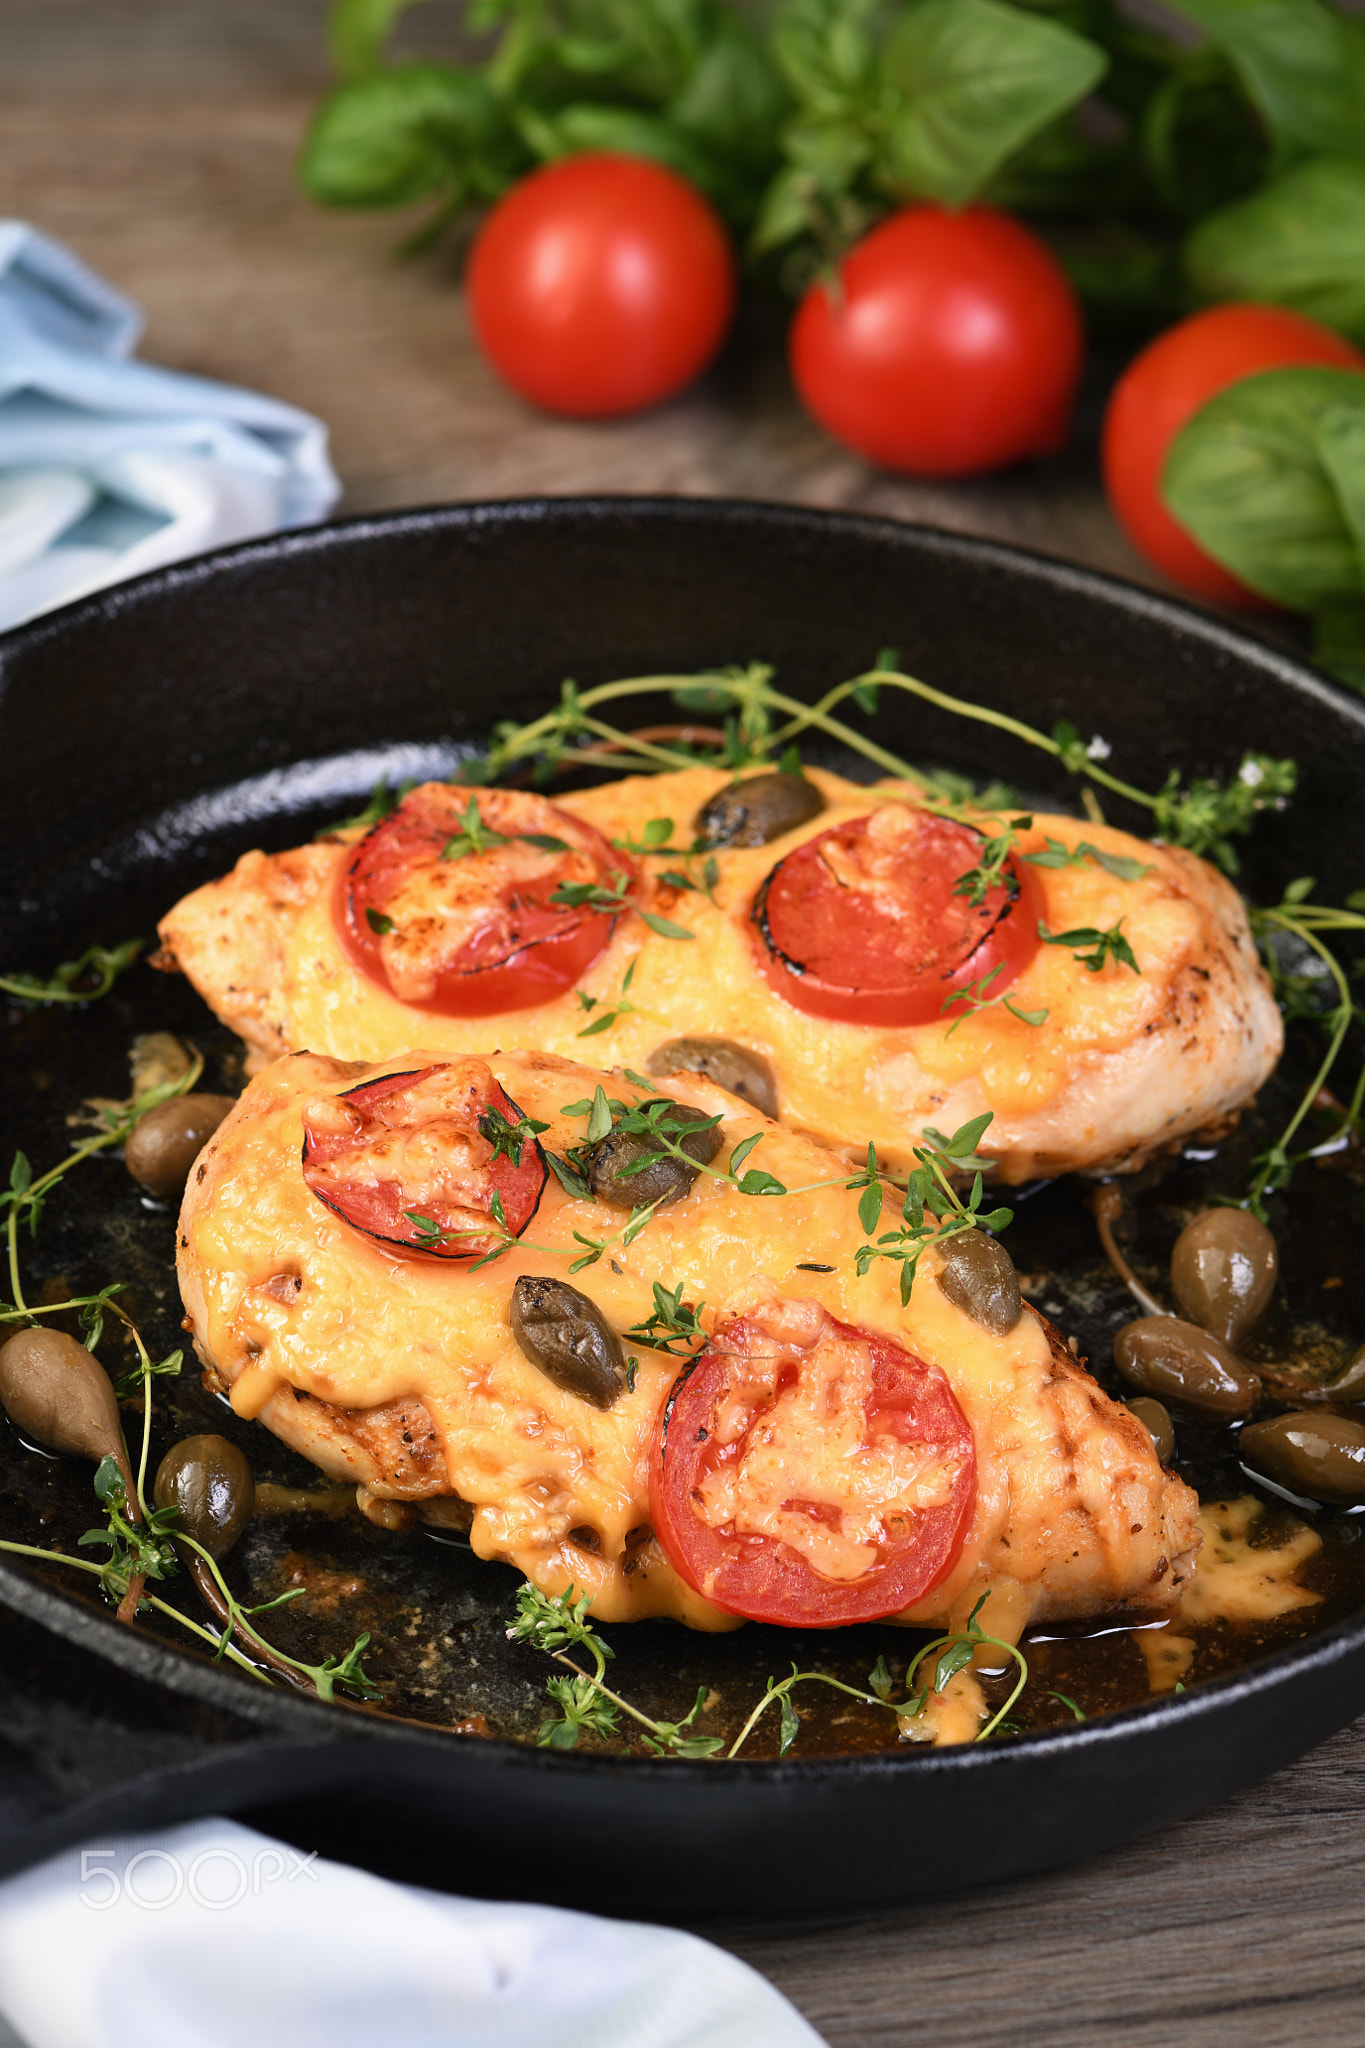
[2,8,1358,2044]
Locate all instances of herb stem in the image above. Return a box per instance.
[1249,906,1358,1210]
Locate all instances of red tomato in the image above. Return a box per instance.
[790,206,1083,476]
[650,1307,975,1627]
[466,153,736,418]
[302,1060,547,1260]
[1103,303,1365,605]
[750,807,1041,1028]
[336,784,632,1017]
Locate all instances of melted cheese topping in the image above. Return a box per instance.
[213,766,1280,1180]
[695,1305,963,1583]
[1176,1496,1321,1625]
[178,1049,1198,1631]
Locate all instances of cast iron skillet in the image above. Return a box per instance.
[2,497,1364,1916]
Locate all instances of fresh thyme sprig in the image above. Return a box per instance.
[441,793,569,862]
[476,1104,549,1169]
[0,938,141,1006]
[0,1089,381,1700]
[953,816,1034,907]
[1235,885,1365,1217]
[510,1584,1030,1759]
[0,1050,206,1320]
[1025,838,1153,881]
[855,1115,1014,1307]
[507,1583,723,1756]
[1038,920,1141,975]
[623,1282,708,1358]
[611,817,721,906]
[456,660,1294,878]
[575,958,657,1039]
[405,1185,667,1275]
[941,966,1049,1038]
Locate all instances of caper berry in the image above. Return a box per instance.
[645,1038,778,1120]
[694,773,825,849]
[153,1435,255,1557]
[586,1101,722,1210]
[1240,1411,1365,1504]
[936,1232,1022,1336]
[1170,1207,1278,1349]
[125,1094,236,1200]
[1112,1317,1261,1420]
[510,1276,629,1409]
[1127,1396,1174,1465]
[0,1327,127,1471]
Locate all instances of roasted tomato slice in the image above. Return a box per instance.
[650,1299,975,1627]
[302,1060,547,1261]
[751,806,1041,1028]
[336,783,633,1016]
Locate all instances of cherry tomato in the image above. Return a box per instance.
[336,784,632,1016]
[302,1060,548,1260]
[790,205,1083,477]
[466,153,736,418]
[1102,302,1365,605]
[650,1305,975,1628]
[750,806,1042,1028]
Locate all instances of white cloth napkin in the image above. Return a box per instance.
[0,223,339,633]
[0,1817,822,2048]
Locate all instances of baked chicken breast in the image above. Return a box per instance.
[157,766,1281,1183]
[177,1049,1200,1638]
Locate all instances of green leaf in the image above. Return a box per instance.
[749,163,820,257]
[728,1132,763,1175]
[778,1690,800,1757]
[1163,366,1365,613]
[93,1455,126,1507]
[879,0,1107,209]
[738,1169,787,1196]
[299,63,522,211]
[638,910,696,941]
[669,25,792,216]
[934,1637,975,1689]
[1165,0,1365,163]
[1185,158,1365,342]
[525,105,719,198]
[858,1180,884,1234]
[326,0,434,78]
[587,1086,614,1146]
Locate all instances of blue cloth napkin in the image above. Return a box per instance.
[0,223,339,632]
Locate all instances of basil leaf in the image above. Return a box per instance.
[1163,366,1365,611]
[879,0,1107,209]
[1185,158,1365,342]
[1165,0,1365,163]
[669,28,791,187]
[525,104,720,199]
[300,63,520,209]
[771,0,881,114]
